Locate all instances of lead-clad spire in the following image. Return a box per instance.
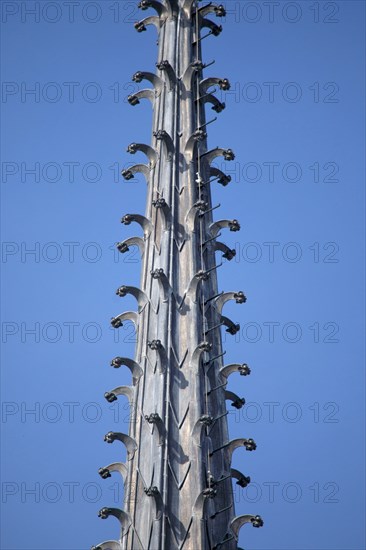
[93,2,263,549]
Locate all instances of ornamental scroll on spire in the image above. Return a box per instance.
[93,2,263,549]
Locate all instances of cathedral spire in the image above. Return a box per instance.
[93,2,263,548]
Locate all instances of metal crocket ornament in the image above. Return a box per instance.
[93,1,263,549]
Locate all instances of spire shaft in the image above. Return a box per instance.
[95,2,263,549]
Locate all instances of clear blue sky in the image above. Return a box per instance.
[1,1,365,549]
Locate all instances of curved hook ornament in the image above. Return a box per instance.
[138,0,170,18]
[230,515,264,539]
[98,462,128,482]
[132,70,164,95]
[104,385,134,405]
[201,147,235,166]
[200,77,231,94]
[185,270,210,304]
[110,311,139,330]
[153,130,174,160]
[210,438,256,462]
[121,163,150,183]
[199,92,225,113]
[110,357,143,385]
[214,291,247,315]
[126,143,158,169]
[147,339,168,373]
[156,60,177,90]
[91,541,122,550]
[209,219,240,238]
[134,16,160,33]
[214,241,236,261]
[225,390,245,410]
[121,214,153,238]
[190,341,212,371]
[185,129,207,162]
[182,0,196,16]
[220,314,240,336]
[151,268,174,303]
[182,60,204,90]
[200,18,223,37]
[115,285,149,312]
[198,3,227,18]
[212,515,263,549]
[185,200,208,233]
[220,363,251,380]
[193,488,217,519]
[152,198,172,229]
[116,237,145,258]
[224,438,257,462]
[103,432,138,461]
[143,486,164,520]
[145,413,165,445]
[210,166,231,186]
[128,88,155,106]
[97,507,132,537]
[231,468,251,488]
[192,414,214,446]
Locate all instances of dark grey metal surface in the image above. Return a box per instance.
[93,2,263,549]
